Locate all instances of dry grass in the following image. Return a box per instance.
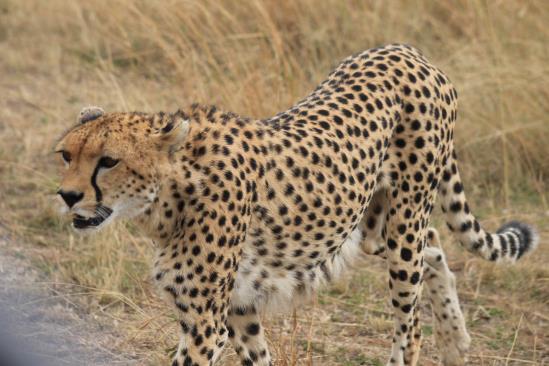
[0,0,548,365]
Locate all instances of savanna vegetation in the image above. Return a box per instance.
[0,1,547,364]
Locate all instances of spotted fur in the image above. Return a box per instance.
[55,44,538,366]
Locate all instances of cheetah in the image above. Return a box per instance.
[55,44,538,366]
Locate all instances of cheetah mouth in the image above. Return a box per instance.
[72,206,113,229]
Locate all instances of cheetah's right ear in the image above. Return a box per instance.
[77,106,105,124]
[154,115,190,153]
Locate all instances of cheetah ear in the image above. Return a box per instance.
[78,106,105,124]
[155,115,190,152]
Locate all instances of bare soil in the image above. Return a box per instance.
[0,229,136,366]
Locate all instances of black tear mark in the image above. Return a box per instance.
[91,164,103,202]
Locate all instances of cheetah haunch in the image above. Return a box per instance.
[55,44,538,366]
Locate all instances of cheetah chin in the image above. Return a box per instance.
[72,205,112,230]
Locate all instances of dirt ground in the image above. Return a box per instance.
[0,228,137,365]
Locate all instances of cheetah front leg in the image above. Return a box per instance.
[227,305,272,366]
[172,314,229,366]
[156,257,231,366]
[152,193,251,365]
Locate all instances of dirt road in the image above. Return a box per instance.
[0,232,135,366]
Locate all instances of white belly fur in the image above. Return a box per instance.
[231,228,365,313]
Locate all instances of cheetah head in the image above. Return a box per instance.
[54,106,189,231]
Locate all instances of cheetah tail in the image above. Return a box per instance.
[438,152,539,263]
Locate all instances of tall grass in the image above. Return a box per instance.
[2,1,548,192]
[0,0,547,364]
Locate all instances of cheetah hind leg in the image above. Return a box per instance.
[359,227,471,365]
[423,229,471,366]
[359,191,470,365]
[226,305,272,366]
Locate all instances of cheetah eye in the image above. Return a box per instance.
[60,150,72,163]
[98,156,119,169]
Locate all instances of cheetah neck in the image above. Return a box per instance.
[136,154,206,247]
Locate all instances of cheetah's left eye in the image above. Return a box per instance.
[98,156,119,169]
[60,150,72,163]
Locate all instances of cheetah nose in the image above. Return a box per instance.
[57,190,84,208]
